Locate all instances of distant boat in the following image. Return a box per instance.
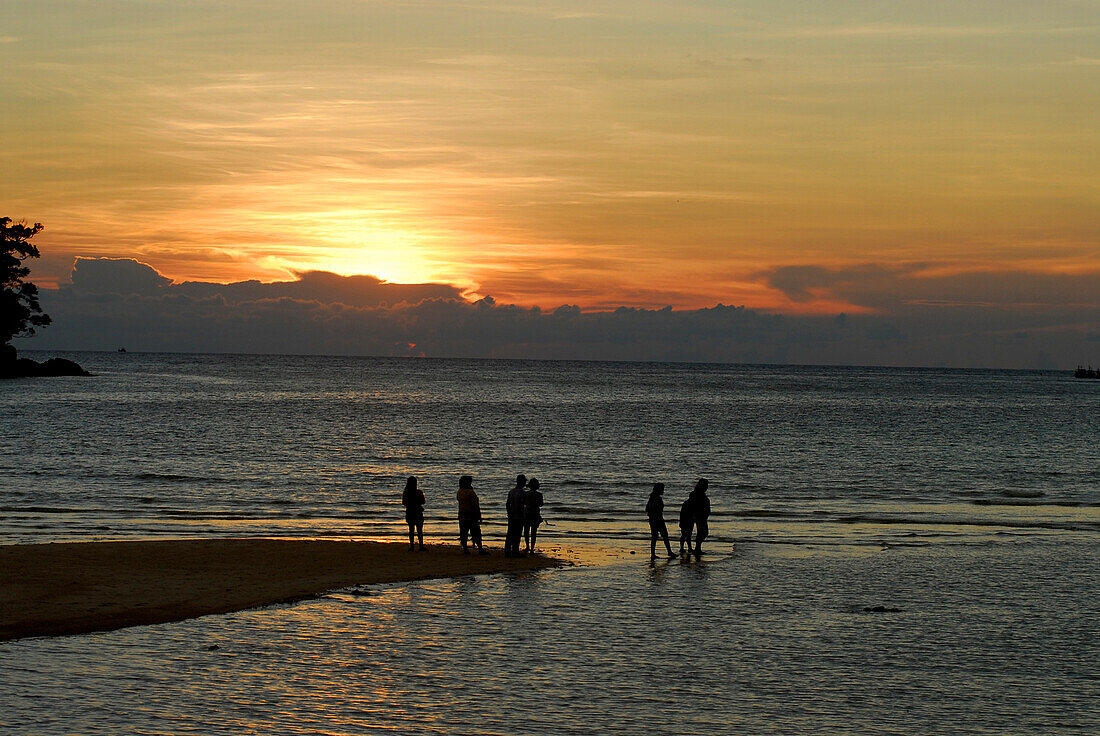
[1074,365,1098,379]
[117,347,127,353]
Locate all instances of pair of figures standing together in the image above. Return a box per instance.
[504,474,544,557]
[401,474,492,554]
[402,473,492,554]
[646,478,711,558]
[400,473,544,555]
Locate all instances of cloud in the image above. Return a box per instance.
[70,258,172,295]
[174,269,463,307]
[765,24,1012,39]
[68,257,464,307]
[762,264,909,305]
[15,258,1100,369]
[6,0,1097,314]
[761,264,1100,311]
[864,324,906,342]
[15,259,802,362]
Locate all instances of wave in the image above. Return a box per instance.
[731,509,803,518]
[835,514,1098,532]
[160,509,268,518]
[135,472,226,483]
[550,505,622,515]
[731,537,1026,550]
[1000,490,1045,499]
[971,499,1093,508]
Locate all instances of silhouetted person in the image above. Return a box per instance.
[645,482,676,558]
[691,478,712,555]
[505,473,527,557]
[523,477,544,553]
[402,476,425,551]
[678,493,695,555]
[457,475,488,555]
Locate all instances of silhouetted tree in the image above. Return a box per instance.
[1,217,51,347]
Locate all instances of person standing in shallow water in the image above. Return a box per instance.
[691,478,712,555]
[645,482,677,559]
[523,477,543,553]
[401,476,425,551]
[505,474,527,557]
[456,475,488,555]
[678,493,695,555]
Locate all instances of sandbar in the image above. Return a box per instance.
[0,538,562,641]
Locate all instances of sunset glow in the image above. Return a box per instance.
[2,0,1098,344]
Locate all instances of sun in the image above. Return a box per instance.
[306,226,440,284]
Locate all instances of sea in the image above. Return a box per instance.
[2,351,1098,734]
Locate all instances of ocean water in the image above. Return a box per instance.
[3,352,1098,546]
[2,352,1098,734]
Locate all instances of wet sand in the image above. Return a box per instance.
[0,538,562,641]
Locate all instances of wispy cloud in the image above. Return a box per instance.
[762,24,1011,39]
[3,0,1098,323]
[740,22,1098,40]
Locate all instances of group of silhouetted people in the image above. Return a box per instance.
[646,478,711,558]
[400,473,544,556]
[400,474,712,558]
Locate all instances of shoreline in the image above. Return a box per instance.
[0,538,564,641]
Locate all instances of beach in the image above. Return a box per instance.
[0,538,561,641]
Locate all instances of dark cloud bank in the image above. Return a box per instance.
[17,258,1100,369]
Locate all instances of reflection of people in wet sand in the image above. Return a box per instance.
[456,475,488,555]
[401,476,425,551]
[645,482,677,559]
[678,494,695,555]
[523,477,543,553]
[505,474,527,557]
[691,478,711,555]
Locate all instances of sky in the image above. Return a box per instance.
[4,1,1099,366]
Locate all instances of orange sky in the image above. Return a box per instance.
[2,0,1097,314]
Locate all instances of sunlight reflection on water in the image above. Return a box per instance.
[2,541,1097,735]
[3,357,1099,732]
